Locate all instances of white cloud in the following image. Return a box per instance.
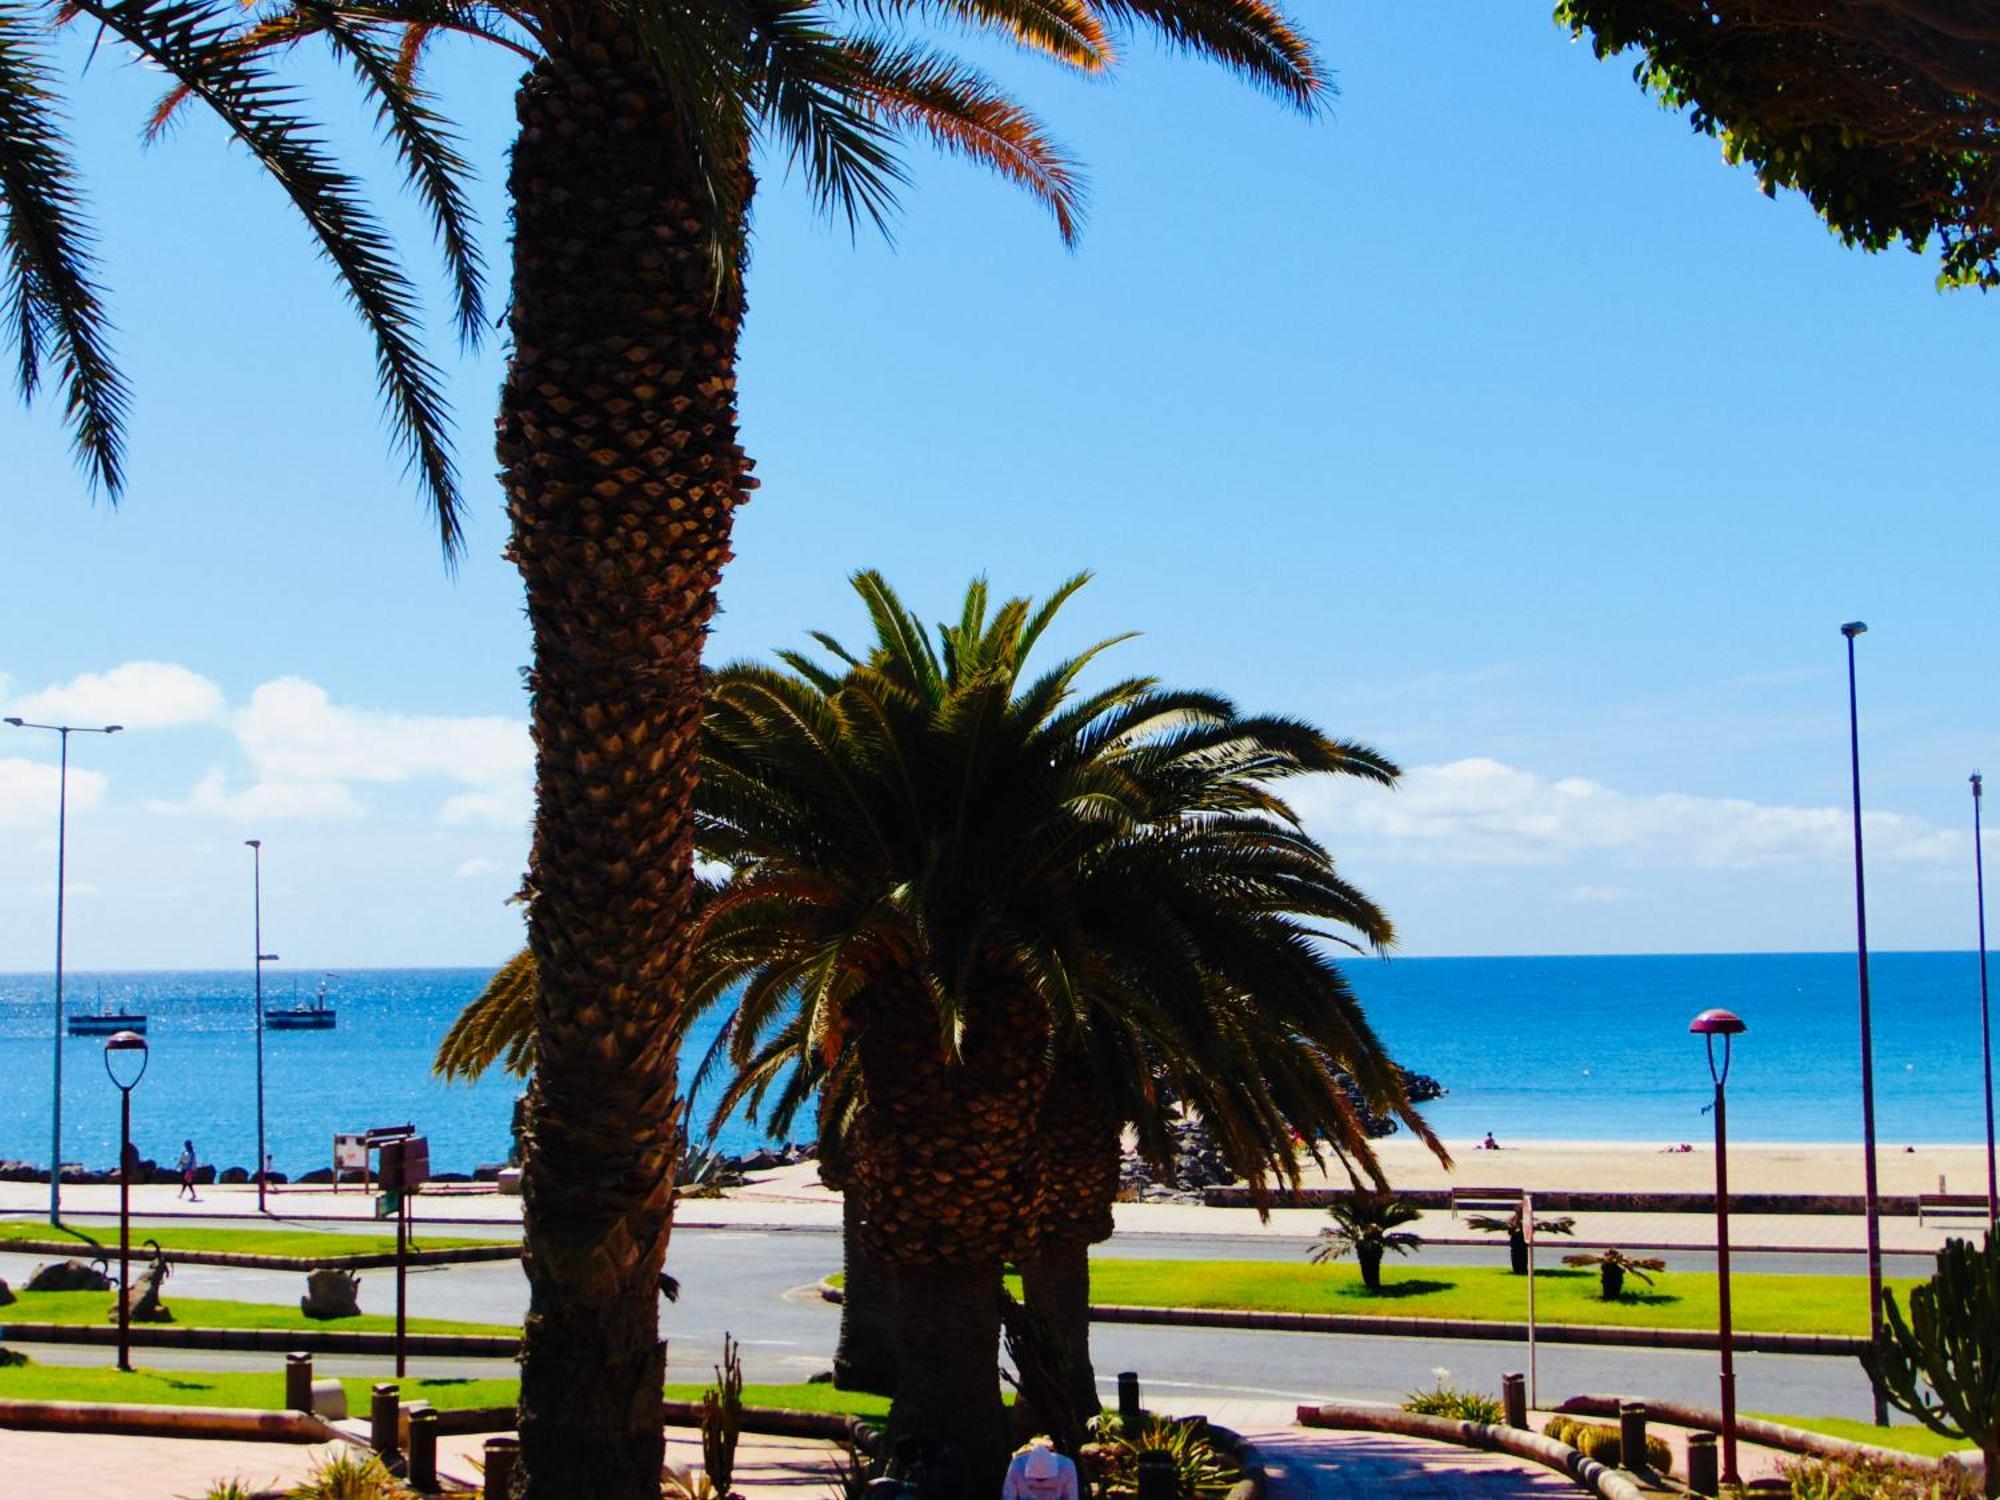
[236,679,529,787]
[439,786,532,828]
[150,768,364,823]
[8,661,224,729]
[1302,757,1962,871]
[0,757,107,826]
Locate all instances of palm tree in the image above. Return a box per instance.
[1309,1191,1423,1292]
[1464,1206,1576,1276]
[1562,1247,1666,1301]
[6,1,1326,1493]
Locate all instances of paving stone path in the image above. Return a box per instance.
[1247,1426,1589,1498]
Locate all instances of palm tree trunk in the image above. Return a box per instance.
[1358,1243,1384,1292]
[500,33,751,1500]
[834,1186,899,1395]
[888,1261,1009,1492]
[1018,1239,1099,1418]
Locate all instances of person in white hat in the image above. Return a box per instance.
[1002,1440,1078,1500]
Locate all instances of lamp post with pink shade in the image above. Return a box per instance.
[1691,1006,1746,1487]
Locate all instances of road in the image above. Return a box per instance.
[0,1226,1937,1428]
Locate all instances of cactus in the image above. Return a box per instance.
[1863,1233,2000,1499]
[700,1332,745,1498]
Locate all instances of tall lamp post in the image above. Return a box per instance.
[1840,620,1889,1424]
[104,1029,150,1373]
[246,840,278,1213]
[1974,773,1996,1231]
[1691,1008,1746,1486]
[5,716,123,1225]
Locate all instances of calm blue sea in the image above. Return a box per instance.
[0,953,1992,1175]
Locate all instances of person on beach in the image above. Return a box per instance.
[1481,1132,1500,1151]
[1003,1442,1078,1500]
[177,1140,199,1201]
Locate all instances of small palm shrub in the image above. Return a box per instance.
[201,1483,259,1500]
[1089,1414,1237,1497]
[1863,1233,2000,1498]
[1541,1416,1672,1474]
[286,1453,413,1500]
[1561,1248,1667,1300]
[1309,1192,1424,1292]
[1464,1207,1577,1275]
[1782,1453,1978,1500]
[1403,1370,1502,1423]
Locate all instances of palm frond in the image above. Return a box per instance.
[1091,0,1326,110]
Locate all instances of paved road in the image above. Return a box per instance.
[0,1226,1926,1427]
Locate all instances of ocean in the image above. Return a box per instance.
[0,952,1992,1176]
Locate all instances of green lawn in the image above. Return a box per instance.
[1020,1259,1921,1337]
[1749,1413,1975,1459]
[0,1359,887,1418]
[0,1221,511,1259]
[1,1289,511,1337]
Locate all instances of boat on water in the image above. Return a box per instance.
[68,991,147,1036]
[266,974,337,1031]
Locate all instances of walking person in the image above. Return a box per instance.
[177,1140,199,1202]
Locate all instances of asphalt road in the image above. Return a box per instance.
[0,1227,1934,1427]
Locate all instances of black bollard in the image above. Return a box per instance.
[1500,1373,1526,1429]
[407,1405,438,1493]
[284,1352,313,1414]
[1687,1431,1718,1496]
[1619,1402,1648,1471]
[482,1436,519,1500]
[1117,1371,1143,1425]
[370,1382,401,1455]
[1135,1451,1177,1500]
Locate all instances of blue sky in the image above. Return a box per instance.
[3,1,1996,970]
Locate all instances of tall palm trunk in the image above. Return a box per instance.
[822,1125,898,1394]
[1020,1051,1120,1421]
[852,978,1051,1491]
[500,34,751,1500]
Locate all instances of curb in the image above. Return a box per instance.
[1200,1419,1264,1500]
[0,1397,350,1445]
[0,1322,518,1358]
[1296,1400,1650,1500]
[1554,1394,1987,1481]
[1205,1187,1934,1218]
[0,1238,520,1272]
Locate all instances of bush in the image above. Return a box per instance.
[1541,1416,1672,1475]
[1402,1373,1503,1424]
[1780,1453,1979,1499]
[1087,1414,1238,1497]
[201,1483,258,1500]
[286,1453,414,1500]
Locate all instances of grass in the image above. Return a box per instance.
[933,1259,1924,1338]
[0,1289,511,1337]
[1749,1413,1976,1459]
[0,1358,889,1418]
[0,1221,511,1259]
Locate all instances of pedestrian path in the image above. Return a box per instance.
[1246,1426,1586,1498]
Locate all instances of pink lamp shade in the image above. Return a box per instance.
[1689,1008,1747,1037]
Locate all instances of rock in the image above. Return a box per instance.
[115,1246,173,1324]
[0,1278,13,1307]
[27,1258,114,1293]
[0,1161,41,1183]
[300,1267,362,1320]
[193,1166,217,1186]
[296,1168,336,1185]
[219,1166,249,1185]
[430,1171,471,1183]
[310,1377,348,1419]
[473,1163,504,1183]
[497,1167,523,1196]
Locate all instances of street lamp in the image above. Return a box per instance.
[246,840,278,1213]
[1974,773,1996,1232]
[5,716,123,1224]
[103,1029,150,1373]
[1839,620,1888,1425]
[1691,1007,1746,1487]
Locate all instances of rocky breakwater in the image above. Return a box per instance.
[1119,1067,1446,1203]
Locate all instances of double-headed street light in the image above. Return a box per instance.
[103,1029,150,1373]
[1839,621,1888,1426]
[5,716,123,1224]
[1691,1007,1746,1488]
[246,840,278,1213]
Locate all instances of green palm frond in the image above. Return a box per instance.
[0,0,128,492]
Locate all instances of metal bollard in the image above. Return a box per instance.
[482,1435,519,1500]
[1117,1371,1143,1425]
[1135,1452,1177,1500]
[370,1382,402,1455]
[1687,1431,1718,1496]
[1619,1402,1648,1471]
[407,1405,438,1493]
[284,1352,313,1413]
[1500,1372,1526,1428]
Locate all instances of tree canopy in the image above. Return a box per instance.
[1558,0,2000,288]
